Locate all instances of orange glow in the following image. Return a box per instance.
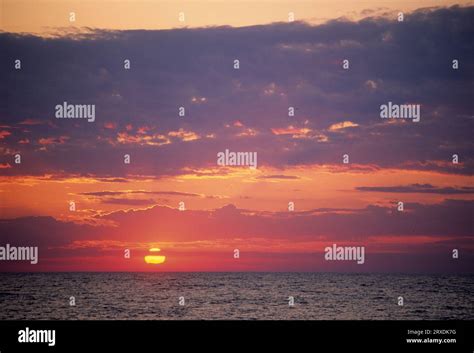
[2,0,470,36]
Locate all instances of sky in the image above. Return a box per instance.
[0,1,473,272]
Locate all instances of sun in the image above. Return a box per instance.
[144,248,166,264]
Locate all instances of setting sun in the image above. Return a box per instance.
[144,248,166,265]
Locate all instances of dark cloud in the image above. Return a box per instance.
[1,198,472,271]
[1,199,471,247]
[78,189,204,205]
[0,216,104,247]
[356,184,474,194]
[0,5,473,177]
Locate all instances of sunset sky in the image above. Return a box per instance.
[0,1,473,272]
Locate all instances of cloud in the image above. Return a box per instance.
[115,131,171,146]
[271,126,312,136]
[2,199,470,247]
[101,198,157,206]
[258,175,300,180]
[94,199,474,240]
[1,198,472,271]
[168,129,201,142]
[79,190,201,197]
[328,121,359,131]
[356,184,474,194]
[0,6,472,178]
[0,131,12,139]
[38,136,69,145]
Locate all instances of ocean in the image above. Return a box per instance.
[0,273,472,320]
